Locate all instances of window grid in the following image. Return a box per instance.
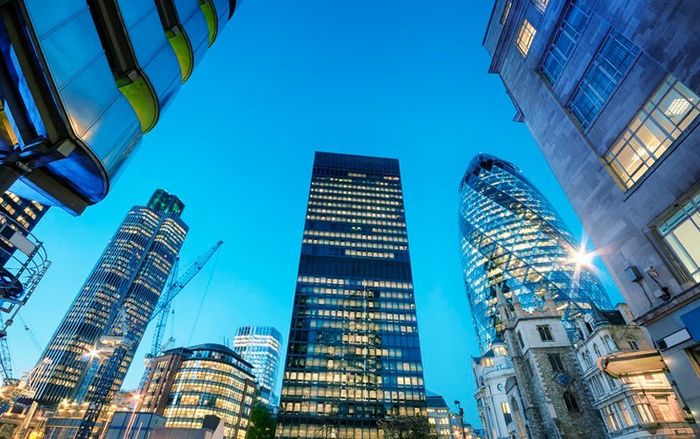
[658,189,700,282]
[531,0,549,13]
[567,30,639,130]
[604,75,700,189]
[516,19,537,56]
[541,0,591,84]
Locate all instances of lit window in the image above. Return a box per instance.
[541,0,591,84]
[657,189,700,282]
[602,405,620,430]
[567,30,639,129]
[500,402,512,424]
[604,76,700,189]
[516,20,537,56]
[537,325,554,341]
[532,0,549,13]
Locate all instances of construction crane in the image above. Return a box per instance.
[73,240,223,439]
[149,240,223,356]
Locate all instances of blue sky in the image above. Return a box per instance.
[10,0,621,426]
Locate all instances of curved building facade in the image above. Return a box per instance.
[140,343,257,439]
[0,0,241,214]
[459,154,610,353]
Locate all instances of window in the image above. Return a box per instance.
[602,405,620,431]
[541,0,590,83]
[531,0,549,12]
[517,330,525,348]
[516,19,537,56]
[654,395,678,421]
[500,1,512,25]
[563,391,580,412]
[548,353,565,372]
[537,325,554,341]
[657,189,700,282]
[616,401,633,427]
[604,76,700,189]
[627,338,640,351]
[567,30,639,130]
[631,395,655,423]
[500,402,513,424]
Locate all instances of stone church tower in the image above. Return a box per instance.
[495,287,606,439]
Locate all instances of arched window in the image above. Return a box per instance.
[563,391,580,412]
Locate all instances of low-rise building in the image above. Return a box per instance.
[139,344,257,439]
[574,305,694,438]
[471,342,519,439]
[426,394,453,438]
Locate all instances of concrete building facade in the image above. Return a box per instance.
[482,0,700,419]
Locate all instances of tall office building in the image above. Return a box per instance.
[483,0,700,418]
[139,343,258,439]
[30,189,188,406]
[0,0,242,214]
[459,154,611,353]
[277,152,427,439]
[233,326,283,407]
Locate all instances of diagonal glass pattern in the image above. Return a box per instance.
[458,154,611,353]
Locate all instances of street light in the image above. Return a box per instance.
[454,400,465,439]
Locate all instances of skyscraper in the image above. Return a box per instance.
[0,0,242,214]
[30,189,188,406]
[482,0,700,416]
[277,152,426,439]
[233,326,282,407]
[459,154,610,353]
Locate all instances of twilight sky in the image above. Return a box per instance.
[10,0,622,425]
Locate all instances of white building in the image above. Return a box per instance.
[574,305,695,438]
[232,326,283,407]
[471,342,519,439]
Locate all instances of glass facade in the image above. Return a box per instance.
[29,189,188,406]
[277,152,426,439]
[567,30,639,130]
[0,0,240,213]
[233,326,283,407]
[459,154,611,353]
[140,344,257,439]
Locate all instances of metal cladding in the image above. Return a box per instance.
[0,0,240,214]
[29,189,188,406]
[458,153,611,354]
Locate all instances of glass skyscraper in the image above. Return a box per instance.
[277,152,426,439]
[30,189,188,406]
[233,326,282,407]
[459,154,611,353]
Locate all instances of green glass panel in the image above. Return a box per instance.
[166,29,194,82]
[199,0,218,45]
[117,74,157,132]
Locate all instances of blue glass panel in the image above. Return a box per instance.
[211,0,230,32]
[174,0,210,69]
[116,0,181,111]
[23,0,142,202]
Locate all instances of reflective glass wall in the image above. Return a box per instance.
[459,154,611,353]
[277,152,426,439]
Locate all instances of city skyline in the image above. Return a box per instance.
[3,0,625,427]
